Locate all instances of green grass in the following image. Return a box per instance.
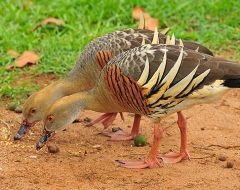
[0,0,239,104]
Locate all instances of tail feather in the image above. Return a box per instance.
[223,79,240,88]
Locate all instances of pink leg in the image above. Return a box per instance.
[158,111,190,163]
[101,113,118,129]
[117,123,162,169]
[86,112,124,129]
[130,114,141,137]
[119,112,124,122]
[102,114,141,141]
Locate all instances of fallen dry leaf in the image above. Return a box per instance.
[145,18,159,31]
[6,51,39,69]
[7,50,18,57]
[31,17,64,31]
[132,6,151,20]
[206,14,211,20]
[41,17,64,26]
[24,0,33,7]
[132,6,159,31]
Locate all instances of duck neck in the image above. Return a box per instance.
[43,79,72,100]
[48,73,96,101]
[75,84,126,113]
[64,55,102,92]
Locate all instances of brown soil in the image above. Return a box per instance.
[0,74,240,190]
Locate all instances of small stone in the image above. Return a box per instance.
[84,117,92,122]
[14,107,22,113]
[218,155,227,161]
[220,100,229,106]
[134,179,142,184]
[112,127,120,132]
[226,162,234,168]
[47,144,60,153]
[201,127,205,130]
[29,155,37,159]
[93,145,101,149]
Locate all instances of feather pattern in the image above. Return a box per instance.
[102,44,240,122]
[68,28,213,83]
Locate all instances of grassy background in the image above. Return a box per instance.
[0,0,239,104]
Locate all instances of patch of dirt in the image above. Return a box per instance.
[0,74,240,190]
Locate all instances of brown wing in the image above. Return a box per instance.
[104,44,240,106]
[69,28,212,79]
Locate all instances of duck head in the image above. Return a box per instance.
[36,94,85,150]
[14,91,48,140]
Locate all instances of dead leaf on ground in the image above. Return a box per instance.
[206,14,211,20]
[132,6,151,20]
[132,6,159,31]
[41,17,64,26]
[31,17,64,31]
[7,50,18,57]
[145,18,159,31]
[6,51,39,70]
[24,0,33,9]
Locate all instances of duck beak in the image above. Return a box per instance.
[14,119,35,141]
[36,129,55,150]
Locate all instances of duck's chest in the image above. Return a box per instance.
[99,65,150,115]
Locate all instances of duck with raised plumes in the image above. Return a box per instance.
[14,28,212,142]
[36,44,239,168]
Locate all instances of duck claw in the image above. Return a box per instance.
[158,150,190,163]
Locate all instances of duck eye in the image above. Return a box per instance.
[30,108,36,114]
[47,116,54,123]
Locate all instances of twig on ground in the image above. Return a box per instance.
[0,119,11,137]
[190,154,216,160]
[207,144,240,149]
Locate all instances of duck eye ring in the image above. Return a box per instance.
[47,116,54,123]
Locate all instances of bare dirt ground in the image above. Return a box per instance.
[0,73,240,190]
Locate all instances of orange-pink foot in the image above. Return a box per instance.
[116,123,163,169]
[102,129,134,141]
[159,112,190,163]
[158,149,190,163]
[86,112,124,129]
[117,158,162,169]
[101,114,141,141]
